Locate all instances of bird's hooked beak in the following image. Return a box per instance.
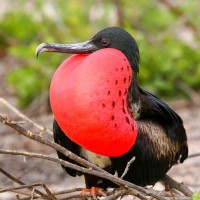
[36,40,98,57]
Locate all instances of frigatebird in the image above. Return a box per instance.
[36,27,188,188]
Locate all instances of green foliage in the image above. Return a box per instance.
[138,35,200,97]
[192,192,200,200]
[0,0,200,107]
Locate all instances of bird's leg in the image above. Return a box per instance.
[165,185,176,200]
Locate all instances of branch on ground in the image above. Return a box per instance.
[0,108,195,200]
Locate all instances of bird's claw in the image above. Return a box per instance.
[81,187,106,199]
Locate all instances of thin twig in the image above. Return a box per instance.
[120,156,135,179]
[0,186,34,198]
[0,97,53,135]
[102,188,128,200]
[0,183,43,193]
[0,149,165,200]
[0,167,48,199]
[52,188,84,196]
[188,152,200,159]
[30,188,35,200]
[59,192,93,200]
[128,188,150,200]
[0,115,170,199]
[162,175,193,197]
[39,183,57,200]
[0,114,193,200]
[0,114,106,174]
[0,183,56,200]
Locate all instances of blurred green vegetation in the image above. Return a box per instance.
[0,0,200,107]
[192,192,200,200]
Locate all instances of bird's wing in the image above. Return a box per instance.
[111,87,188,186]
[53,119,82,176]
[138,86,188,162]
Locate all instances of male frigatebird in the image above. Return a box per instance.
[36,27,188,188]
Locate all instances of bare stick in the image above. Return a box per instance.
[188,152,200,159]
[30,188,35,200]
[0,114,105,174]
[103,188,129,200]
[59,192,93,200]
[0,182,56,200]
[0,167,47,199]
[0,115,170,199]
[0,98,53,135]
[0,187,34,198]
[52,188,84,196]
[162,175,193,197]
[0,183,42,193]
[120,156,135,179]
[0,149,166,200]
[38,183,56,200]
[1,114,191,200]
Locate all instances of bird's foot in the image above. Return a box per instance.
[81,187,106,199]
[165,185,176,200]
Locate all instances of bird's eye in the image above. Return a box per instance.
[100,39,111,47]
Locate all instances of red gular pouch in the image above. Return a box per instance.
[50,48,138,157]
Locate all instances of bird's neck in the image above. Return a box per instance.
[127,78,141,120]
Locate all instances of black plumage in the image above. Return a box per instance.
[53,87,188,187]
[37,27,188,188]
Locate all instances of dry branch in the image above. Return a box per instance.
[120,156,135,179]
[0,114,167,200]
[0,112,194,200]
[0,98,53,135]
[0,114,105,173]
[103,188,129,200]
[188,152,200,159]
[162,175,193,197]
[0,183,56,200]
[0,148,165,200]
[0,167,49,199]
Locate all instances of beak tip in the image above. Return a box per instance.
[35,43,48,58]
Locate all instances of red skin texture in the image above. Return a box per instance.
[50,48,138,157]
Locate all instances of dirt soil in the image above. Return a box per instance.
[0,57,200,199]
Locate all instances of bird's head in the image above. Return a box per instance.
[36,27,140,75]
[36,27,139,157]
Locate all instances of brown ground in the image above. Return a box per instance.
[0,56,200,199]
